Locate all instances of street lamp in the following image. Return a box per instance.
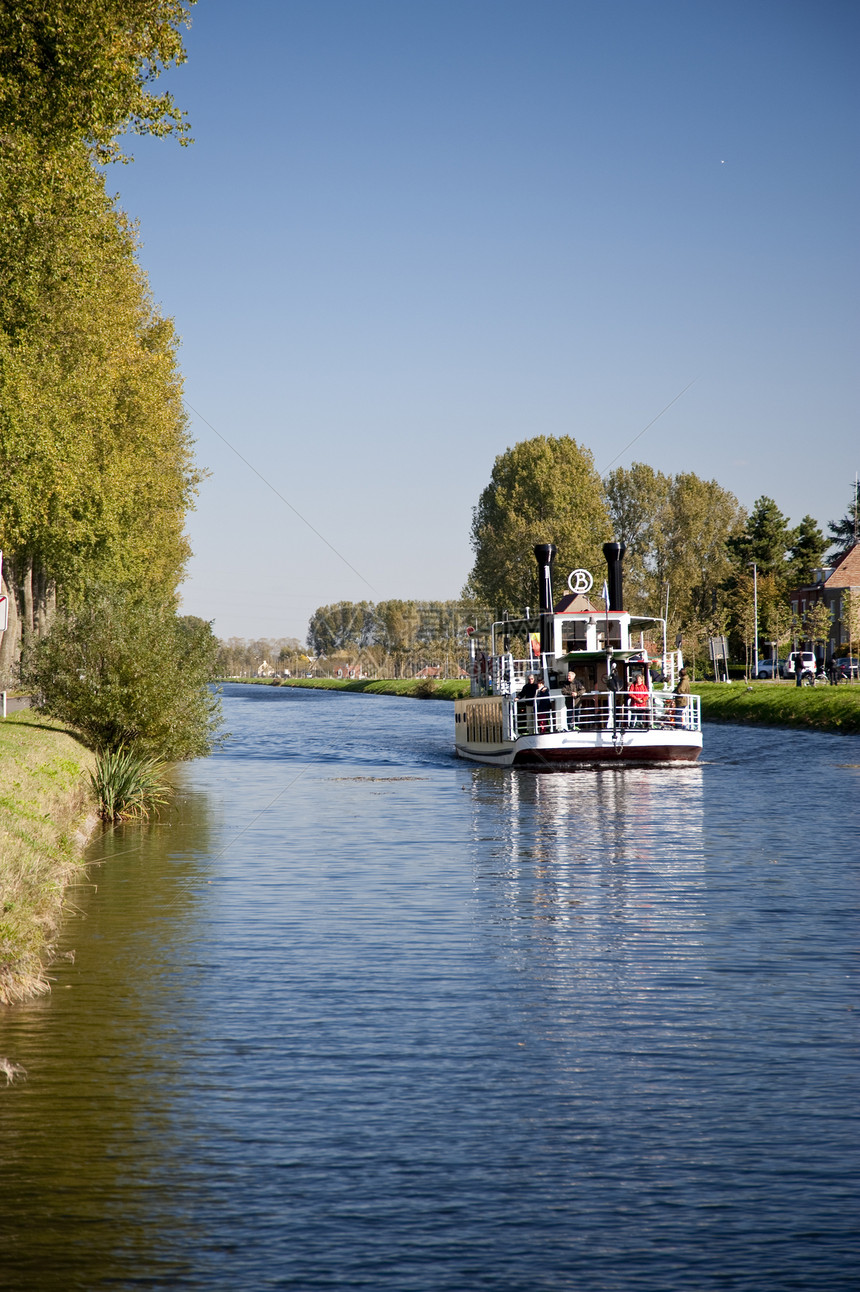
[749,561,759,677]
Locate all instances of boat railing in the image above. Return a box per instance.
[509,690,701,736]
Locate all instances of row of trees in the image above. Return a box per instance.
[305,600,480,677]
[1,2,221,776]
[0,1,200,685]
[292,443,854,676]
[216,637,306,677]
[463,437,855,670]
[219,606,478,680]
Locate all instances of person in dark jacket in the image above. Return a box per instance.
[518,673,539,734]
[560,668,585,728]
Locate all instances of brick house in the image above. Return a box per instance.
[789,542,860,661]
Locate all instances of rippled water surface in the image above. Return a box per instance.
[2,684,859,1290]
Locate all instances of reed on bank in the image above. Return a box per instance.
[89,745,171,822]
[0,713,97,1005]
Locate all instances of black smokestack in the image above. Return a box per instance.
[603,541,626,612]
[534,543,557,658]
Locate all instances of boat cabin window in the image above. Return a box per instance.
[560,618,588,653]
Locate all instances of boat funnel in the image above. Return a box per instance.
[534,543,557,658]
[602,541,627,612]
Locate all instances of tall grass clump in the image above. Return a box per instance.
[89,745,170,822]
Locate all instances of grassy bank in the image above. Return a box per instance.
[0,713,98,1005]
[694,680,860,734]
[228,676,472,700]
[226,676,860,734]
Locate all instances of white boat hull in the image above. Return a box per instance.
[454,726,702,767]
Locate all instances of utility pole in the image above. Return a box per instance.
[750,561,759,678]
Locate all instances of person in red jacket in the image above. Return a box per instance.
[627,671,649,726]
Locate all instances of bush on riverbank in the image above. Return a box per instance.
[0,713,96,1005]
[25,593,222,760]
[24,592,223,820]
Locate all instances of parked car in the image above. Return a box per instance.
[755,659,786,679]
[785,651,817,679]
[831,657,859,681]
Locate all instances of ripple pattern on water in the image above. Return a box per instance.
[1,686,858,1291]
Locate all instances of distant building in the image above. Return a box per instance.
[789,542,860,660]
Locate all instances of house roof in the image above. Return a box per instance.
[553,593,601,613]
[824,542,860,588]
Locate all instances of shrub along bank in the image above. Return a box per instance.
[0,713,97,1005]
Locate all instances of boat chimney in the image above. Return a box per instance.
[534,543,557,659]
[602,541,627,612]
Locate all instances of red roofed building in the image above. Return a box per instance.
[789,542,860,661]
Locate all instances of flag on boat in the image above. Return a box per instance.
[602,579,610,605]
[529,632,541,659]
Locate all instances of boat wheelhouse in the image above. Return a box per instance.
[454,541,702,767]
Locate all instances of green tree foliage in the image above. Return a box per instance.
[0,0,194,156]
[0,1,198,685]
[828,483,859,560]
[839,589,860,659]
[465,436,610,614]
[804,601,832,655]
[307,602,376,656]
[726,496,794,579]
[0,158,199,605]
[604,462,742,629]
[215,637,305,677]
[787,515,827,585]
[24,592,221,759]
[303,599,478,678]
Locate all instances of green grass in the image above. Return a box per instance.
[232,676,472,700]
[267,676,860,731]
[0,713,97,1004]
[693,680,860,734]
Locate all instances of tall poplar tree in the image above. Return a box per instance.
[0,0,198,682]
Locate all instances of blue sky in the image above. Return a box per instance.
[111,0,859,640]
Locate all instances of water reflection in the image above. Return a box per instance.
[1,694,858,1292]
[468,764,704,928]
[0,779,215,1290]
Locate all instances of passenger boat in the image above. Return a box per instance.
[454,541,702,766]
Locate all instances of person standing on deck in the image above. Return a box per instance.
[560,669,585,728]
[518,672,539,734]
[628,671,649,726]
[674,668,691,726]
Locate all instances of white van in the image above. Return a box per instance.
[785,651,817,678]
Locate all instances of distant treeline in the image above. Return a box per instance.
[217,600,483,679]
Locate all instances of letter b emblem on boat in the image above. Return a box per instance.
[567,569,594,594]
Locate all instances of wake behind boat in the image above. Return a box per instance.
[454,541,702,767]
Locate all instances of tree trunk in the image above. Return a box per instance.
[33,563,57,637]
[0,553,23,687]
[21,555,34,644]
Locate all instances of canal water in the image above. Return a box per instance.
[1,684,859,1291]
